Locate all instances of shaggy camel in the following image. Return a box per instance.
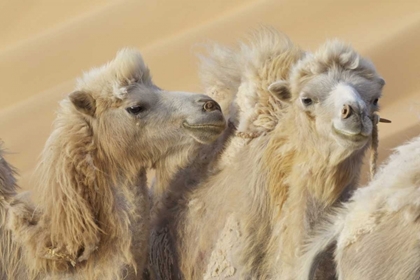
[298,134,420,280]
[0,49,225,280]
[149,29,386,279]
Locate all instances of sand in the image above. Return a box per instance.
[0,0,419,188]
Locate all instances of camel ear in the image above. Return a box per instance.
[268,80,291,102]
[69,91,96,117]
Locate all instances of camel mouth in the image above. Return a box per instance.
[332,125,369,143]
[182,121,226,144]
[182,121,226,131]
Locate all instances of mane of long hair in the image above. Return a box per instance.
[4,101,139,279]
[3,49,153,279]
[0,145,20,279]
[3,100,144,279]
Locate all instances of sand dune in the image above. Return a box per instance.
[0,0,419,188]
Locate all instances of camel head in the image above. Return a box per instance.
[70,48,226,167]
[7,49,226,272]
[268,40,385,154]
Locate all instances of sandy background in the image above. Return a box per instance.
[0,0,419,189]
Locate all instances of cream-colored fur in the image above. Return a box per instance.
[0,145,18,280]
[299,134,420,280]
[0,49,225,280]
[150,28,385,279]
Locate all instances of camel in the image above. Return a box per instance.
[298,134,420,280]
[149,29,386,279]
[0,49,226,280]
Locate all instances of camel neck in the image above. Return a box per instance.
[259,132,365,277]
[152,144,199,201]
[153,123,237,202]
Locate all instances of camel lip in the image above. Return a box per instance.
[332,126,369,142]
[182,121,226,131]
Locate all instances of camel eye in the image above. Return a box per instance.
[126,106,146,115]
[301,97,313,106]
[372,98,379,106]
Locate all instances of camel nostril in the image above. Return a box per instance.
[341,104,353,119]
[203,100,221,112]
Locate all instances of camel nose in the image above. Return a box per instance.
[201,99,221,112]
[341,104,354,119]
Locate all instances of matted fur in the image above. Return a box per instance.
[0,144,19,279]
[0,145,16,201]
[1,48,225,280]
[149,28,385,279]
[298,134,420,280]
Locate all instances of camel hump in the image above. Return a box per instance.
[198,27,304,130]
[240,27,300,79]
[236,28,304,132]
[198,42,241,121]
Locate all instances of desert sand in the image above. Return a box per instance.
[0,0,419,189]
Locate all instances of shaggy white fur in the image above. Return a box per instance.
[299,133,420,280]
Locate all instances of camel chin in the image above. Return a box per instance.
[332,124,370,149]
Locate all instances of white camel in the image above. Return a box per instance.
[0,49,225,280]
[149,29,386,279]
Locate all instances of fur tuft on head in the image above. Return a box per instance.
[314,40,361,71]
[113,48,152,84]
[76,48,154,102]
[290,40,384,96]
